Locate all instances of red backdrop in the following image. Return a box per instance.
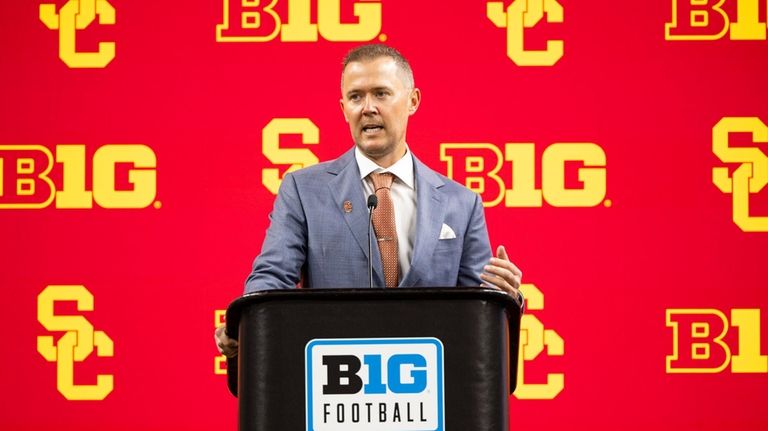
[1,1,766,429]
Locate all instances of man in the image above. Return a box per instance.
[216,44,522,357]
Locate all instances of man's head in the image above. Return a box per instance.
[340,44,421,168]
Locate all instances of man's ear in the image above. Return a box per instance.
[408,88,422,116]
[340,98,349,123]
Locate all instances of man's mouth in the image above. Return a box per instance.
[362,124,384,135]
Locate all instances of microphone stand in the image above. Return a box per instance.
[366,194,378,289]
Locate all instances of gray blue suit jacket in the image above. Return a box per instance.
[244,148,491,292]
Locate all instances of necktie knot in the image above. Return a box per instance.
[370,172,394,191]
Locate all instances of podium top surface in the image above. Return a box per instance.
[226,287,521,339]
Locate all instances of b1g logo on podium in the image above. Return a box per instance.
[306,337,444,431]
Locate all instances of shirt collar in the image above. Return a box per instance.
[354,145,415,189]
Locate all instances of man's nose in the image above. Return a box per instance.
[362,94,378,115]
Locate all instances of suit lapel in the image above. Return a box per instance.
[400,155,446,287]
[327,149,385,286]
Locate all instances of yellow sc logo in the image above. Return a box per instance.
[37,285,114,400]
[514,283,564,399]
[39,0,116,68]
[712,117,768,232]
[487,0,564,66]
[261,118,320,194]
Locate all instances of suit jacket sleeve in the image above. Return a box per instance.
[456,192,492,287]
[244,173,306,293]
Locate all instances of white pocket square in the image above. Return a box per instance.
[439,223,456,240]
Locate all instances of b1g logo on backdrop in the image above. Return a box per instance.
[666,0,768,40]
[0,144,158,209]
[306,338,444,431]
[712,117,768,232]
[440,142,608,208]
[217,0,384,42]
[666,308,767,373]
[486,0,564,66]
[39,0,116,68]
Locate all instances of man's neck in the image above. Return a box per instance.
[362,147,406,168]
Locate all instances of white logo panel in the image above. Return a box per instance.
[305,337,444,431]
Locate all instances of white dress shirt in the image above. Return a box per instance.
[355,146,417,281]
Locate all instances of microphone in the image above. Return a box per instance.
[367,194,378,289]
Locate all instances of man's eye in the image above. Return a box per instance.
[376,91,387,98]
[349,94,361,101]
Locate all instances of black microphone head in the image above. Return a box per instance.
[367,194,378,210]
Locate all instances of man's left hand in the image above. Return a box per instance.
[480,245,524,306]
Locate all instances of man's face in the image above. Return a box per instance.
[340,57,420,167]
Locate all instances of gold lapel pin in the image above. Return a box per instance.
[343,200,353,213]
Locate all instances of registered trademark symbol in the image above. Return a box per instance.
[378,33,387,42]
[603,199,612,208]
[153,201,162,209]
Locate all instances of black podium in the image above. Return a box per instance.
[226,287,522,431]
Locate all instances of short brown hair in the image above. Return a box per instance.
[341,44,414,89]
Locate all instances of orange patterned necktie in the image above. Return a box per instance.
[369,172,399,288]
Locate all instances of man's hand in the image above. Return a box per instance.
[215,324,239,358]
[480,245,524,307]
